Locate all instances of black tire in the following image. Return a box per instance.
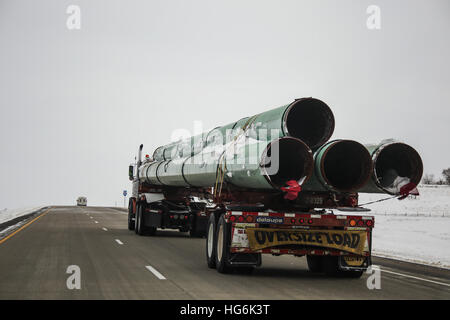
[128,200,135,231]
[215,214,233,274]
[205,214,217,269]
[189,215,203,238]
[134,203,141,234]
[136,204,146,236]
[323,256,364,278]
[307,255,324,273]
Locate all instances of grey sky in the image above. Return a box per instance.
[0,0,449,208]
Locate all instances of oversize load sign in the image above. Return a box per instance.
[246,228,367,255]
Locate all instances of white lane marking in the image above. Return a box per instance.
[94,221,99,224]
[102,227,108,231]
[145,265,167,280]
[115,239,124,245]
[382,269,450,288]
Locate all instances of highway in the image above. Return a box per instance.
[0,206,449,299]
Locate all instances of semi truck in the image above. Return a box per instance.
[127,98,422,277]
[76,196,87,206]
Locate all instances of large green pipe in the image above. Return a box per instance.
[152,97,334,161]
[358,141,423,195]
[301,140,373,193]
[140,137,314,190]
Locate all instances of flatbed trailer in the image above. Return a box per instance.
[128,145,375,277]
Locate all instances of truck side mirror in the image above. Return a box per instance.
[128,165,134,181]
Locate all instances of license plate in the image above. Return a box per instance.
[343,256,365,267]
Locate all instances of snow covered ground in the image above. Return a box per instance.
[0,207,45,225]
[359,185,450,268]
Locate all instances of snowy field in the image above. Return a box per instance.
[359,185,450,268]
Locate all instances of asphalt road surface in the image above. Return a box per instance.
[0,206,449,299]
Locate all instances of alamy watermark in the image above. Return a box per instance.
[66,265,81,290]
[66,5,81,30]
[366,5,381,30]
[366,265,381,290]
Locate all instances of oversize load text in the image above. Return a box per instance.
[246,228,367,254]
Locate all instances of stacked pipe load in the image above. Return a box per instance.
[359,140,423,195]
[140,98,423,196]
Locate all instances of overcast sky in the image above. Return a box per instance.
[0,0,449,209]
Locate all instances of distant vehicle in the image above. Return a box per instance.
[77,196,87,206]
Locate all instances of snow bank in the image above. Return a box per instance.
[359,185,450,268]
[0,207,45,225]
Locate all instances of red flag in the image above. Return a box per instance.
[281,180,302,200]
[398,182,419,200]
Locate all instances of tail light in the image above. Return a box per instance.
[229,215,236,222]
[349,219,357,227]
[366,220,373,227]
[184,215,188,220]
[290,218,296,224]
[308,219,313,224]
[237,215,244,223]
[357,220,364,227]
[246,215,254,223]
[299,218,304,224]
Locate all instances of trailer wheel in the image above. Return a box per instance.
[134,204,141,234]
[136,204,147,236]
[307,255,324,273]
[215,214,233,274]
[128,200,135,231]
[189,215,203,238]
[205,214,217,268]
[323,256,363,278]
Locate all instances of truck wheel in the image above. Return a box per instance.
[189,216,203,238]
[215,214,233,274]
[205,214,217,268]
[323,256,364,278]
[307,255,324,273]
[128,201,135,231]
[136,204,146,236]
[134,204,141,234]
[323,256,340,276]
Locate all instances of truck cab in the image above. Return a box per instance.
[76,196,87,206]
[127,152,209,238]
